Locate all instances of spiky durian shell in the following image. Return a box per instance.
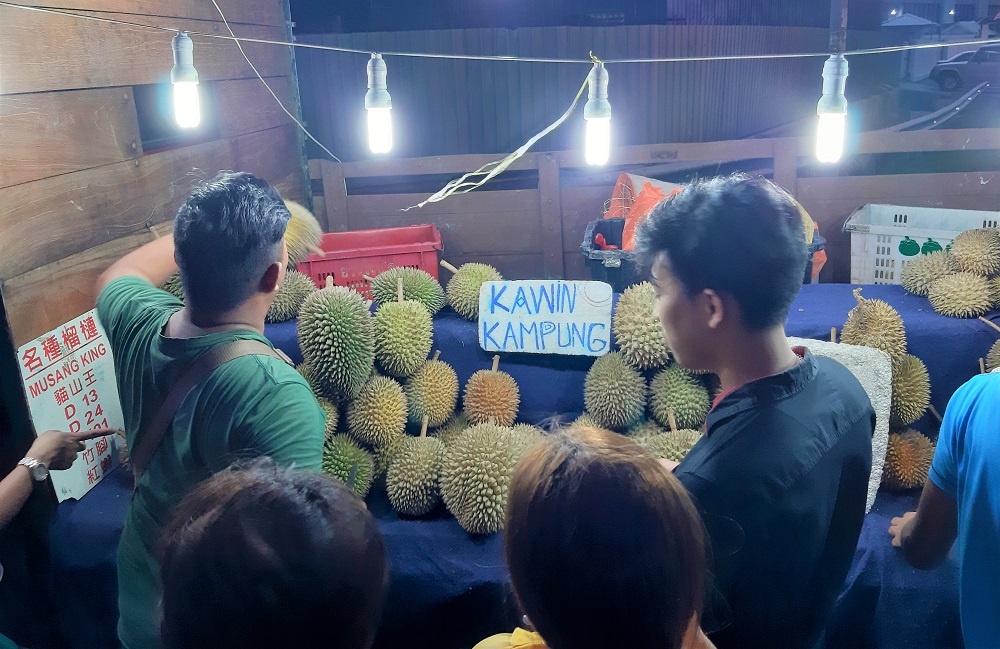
[949,228,1000,277]
[296,362,337,402]
[987,339,1000,372]
[266,270,316,323]
[900,251,956,297]
[374,300,433,378]
[890,355,931,427]
[570,413,600,429]
[649,366,711,430]
[840,288,907,362]
[928,272,994,319]
[373,434,406,479]
[440,422,520,534]
[463,368,520,427]
[387,435,445,516]
[633,429,702,462]
[347,375,408,449]
[613,282,670,370]
[990,277,1000,309]
[509,423,544,457]
[322,434,375,498]
[445,263,503,320]
[298,287,375,401]
[583,352,647,430]
[881,429,934,491]
[431,412,469,446]
[370,267,446,315]
[283,199,324,266]
[405,358,459,428]
[628,420,666,437]
[317,397,339,441]
[160,273,185,301]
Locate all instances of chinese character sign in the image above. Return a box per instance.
[17,310,125,502]
[478,281,613,356]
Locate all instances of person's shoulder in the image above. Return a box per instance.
[812,355,873,410]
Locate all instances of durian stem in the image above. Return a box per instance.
[491,355,500,372]
[397,278,405,303]
[831,327,837,343]
[978,316,1000,335]
[980,358,986,374]
[325,275,335,289]
[432,350,441,362]
[929,404,943,424]
[852,287,864,306]
[440,260,459,274]
[363,275,375,282]
[666,408,678,433]
[420,415,429,438]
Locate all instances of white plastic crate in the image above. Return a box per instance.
[844,204,1000,285]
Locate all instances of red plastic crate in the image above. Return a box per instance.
[296,224,443,300]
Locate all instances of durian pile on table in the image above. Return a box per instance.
[51,210,1000,649]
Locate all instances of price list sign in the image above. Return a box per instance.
[17,309,125,501]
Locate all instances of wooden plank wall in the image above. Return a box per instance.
[295,25,898,161]
[0,0,309,348]
[311,128,1000,284]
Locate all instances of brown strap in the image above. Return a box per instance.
[130,339,292,486]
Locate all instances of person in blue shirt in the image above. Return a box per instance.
[889,372,1000,648]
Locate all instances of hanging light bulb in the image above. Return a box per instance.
[171,32,200,129]
[365,53,393,154]
[816,54,849,164]
[584,62,611,166]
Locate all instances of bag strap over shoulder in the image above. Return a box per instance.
[129,339,291,486]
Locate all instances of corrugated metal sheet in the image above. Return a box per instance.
[296,25,898,161]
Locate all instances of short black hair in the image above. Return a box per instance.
[634,174,807,330]
[174,171,290,313]
[159,458,387,649]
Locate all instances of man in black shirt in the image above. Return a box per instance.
[635,175,874,649]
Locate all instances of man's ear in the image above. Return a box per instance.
[703,289,725,329]
[260,261,283,294]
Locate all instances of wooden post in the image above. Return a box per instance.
[318,159,349,232]
[537,153,566,279]
[773,139,800,197]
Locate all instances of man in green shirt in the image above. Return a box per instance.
[95,172,325,649]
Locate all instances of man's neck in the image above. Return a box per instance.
[166,305,265,339]
[714,326,800,392]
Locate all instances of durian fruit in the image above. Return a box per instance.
[463,355,520,427]
[840,288,907,362]
[431,412,469,446]
[405,351,459,428]
[266,270,316,323]
[928,273,994,319]
[570,412,600,429]
[298,286,375,401]
[613,282,670,370]
[628,420,666,437]
[986,339,1000,372]
[649,366,711,430]
[374,279,433,378]
[441,422,520,534]
[949,228,1000,277]
[890,355,931,427]
[370,267,446,315]
[373,434,406,479]
[440,260,503,321]
[317,397,339,441]
[296,362,336,402]
[160,273,185,301]
[347,375,408,449]
[283,199,324,266]
[387,416,446,517]
[881,429,934,491]
[990,277,1000,309]
[509,423,544,456]
[900,251,956,297]
[322,434,375,498]
[634,430,702,462]
[583,352,646,430]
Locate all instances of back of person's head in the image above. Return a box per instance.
[634,174,807,330]
[159,458,387,649]
[505,426,706,649]
[173,171,290,314]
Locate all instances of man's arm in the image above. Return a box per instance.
[95,234,178,295]
[888,479,958,570]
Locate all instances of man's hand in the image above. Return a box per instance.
[27,428,119,471]
[888,511,917,548]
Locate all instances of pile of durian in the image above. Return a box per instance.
[900,227,1000,319]
[576,281,712,464]
[840,288,934,491]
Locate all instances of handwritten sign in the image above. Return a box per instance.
[478,281,613,356]
[17,310,125,502]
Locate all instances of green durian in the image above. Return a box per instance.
[298,286,375,401]
[613,282,669,370]
[386,418,446,517]
[405,351,459,428]
[840,287,907,362]
[283,199,324,266]
[928,272,994,319]
[374,290,433,378]
[440,422,520,535]
[900,251,955,297]
[441,260,502,321]
[317,397,339,441]
[649,365,710,430]
[266,270,316,323]
[583,352,646,430]
[346,375,407,449]
[431,412,470,446]
[322,434,375,498]
[370,267,446,315]
[986,339,1000,372]
[633,429,702,462]
[890,355,930,427]
[949,228,1000,277]
[160,272,185,301]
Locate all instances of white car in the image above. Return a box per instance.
[931,45,999,91]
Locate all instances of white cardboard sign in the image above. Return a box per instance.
[478,280,613,356]
[17,309,124,501]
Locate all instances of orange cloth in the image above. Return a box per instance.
[621,183,683,251]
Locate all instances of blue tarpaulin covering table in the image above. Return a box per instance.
[50,283,990,649]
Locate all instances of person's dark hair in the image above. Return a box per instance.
[634,174,807,330]
[505,427,706,649]
[173,171,290,313]
[158,458,387,649]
